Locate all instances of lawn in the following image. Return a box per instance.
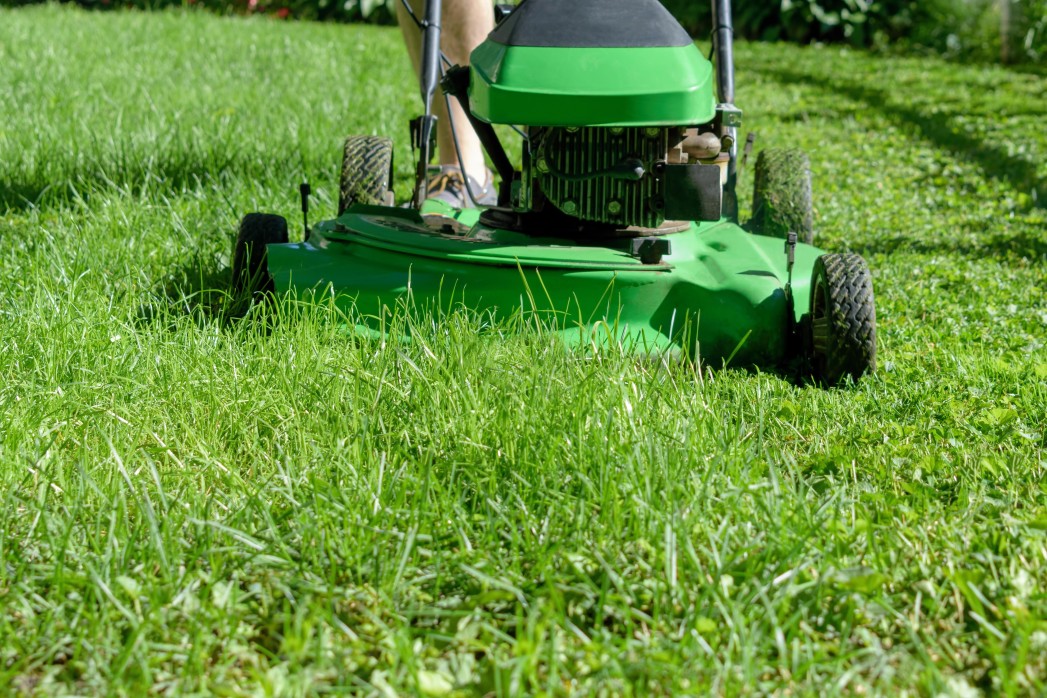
[1,5,1045,696]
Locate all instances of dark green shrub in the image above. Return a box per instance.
[1015,0,1047,61]
[669,0,1044,63]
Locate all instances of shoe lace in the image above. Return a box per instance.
[428,170,467,201]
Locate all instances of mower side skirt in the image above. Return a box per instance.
[266,217,821,367]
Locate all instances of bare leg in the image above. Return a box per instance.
[397,0,493,183]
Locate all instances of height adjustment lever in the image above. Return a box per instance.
[410,114,439,206]
[784,231,798,317]
[300,182,311,241]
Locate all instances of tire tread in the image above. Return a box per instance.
[339,135,393,214]
[811,252,876,385]
[232,212,288,295]
[751,148,814,243]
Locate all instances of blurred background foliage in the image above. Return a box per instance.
[3,0,1045,63]
[667,0,1046,63]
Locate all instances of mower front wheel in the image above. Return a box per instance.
[339,135,394,214]
[808,253,876,386]
[232,213,288,296]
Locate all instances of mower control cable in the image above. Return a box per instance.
[440,63,482,206]
[740,132,756,170]
[398,0,425,30]
[706,21,733,63]
[399,0,452,68]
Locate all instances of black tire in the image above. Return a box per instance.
[338,135,394,215]
[232,213,288,296]
[809,253,876,386]
[750,148,814,243]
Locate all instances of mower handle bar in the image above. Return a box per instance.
[712,0,735,104]
[419,0,442,113]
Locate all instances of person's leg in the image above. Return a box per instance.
[397,0,493,185]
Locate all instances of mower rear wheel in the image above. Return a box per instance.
[809,253,876,386]
[339,135,394,215]
[232,213,288,296]
[750,148,814,243]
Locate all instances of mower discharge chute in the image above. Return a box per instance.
[233,0,876,385]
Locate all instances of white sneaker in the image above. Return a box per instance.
[426,166,497,207]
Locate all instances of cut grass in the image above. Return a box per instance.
[1,5,1046,696]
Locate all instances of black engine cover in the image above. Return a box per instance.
[488,0,693,49]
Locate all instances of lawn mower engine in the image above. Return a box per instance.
[522,125,725,231]
[457,0,737,237]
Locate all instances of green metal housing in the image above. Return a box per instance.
[266,203,822,366]
[250,0,840,374]
[468,43,716,127]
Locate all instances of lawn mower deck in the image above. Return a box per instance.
[266,203,824,367]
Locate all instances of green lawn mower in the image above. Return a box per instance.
[233,0,876,385]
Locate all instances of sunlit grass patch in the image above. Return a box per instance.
[1,5,1045,696]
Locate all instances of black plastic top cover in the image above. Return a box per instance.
[488,0,694,49]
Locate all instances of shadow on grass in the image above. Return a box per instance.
[0,145,302,214]
[758,67,1046,213]
[136,249,243,328]
[858,229,1047,261]
[2,165,215,215]
[0,182,52,213]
